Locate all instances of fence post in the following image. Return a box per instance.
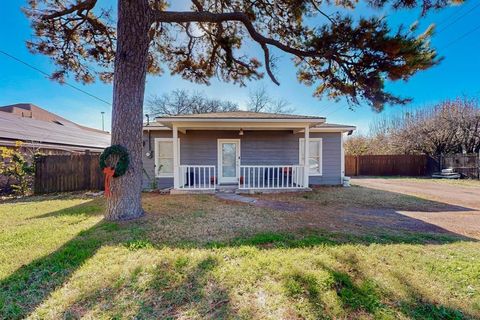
[355,156,359,176]
[478,152,480,179]
[34,155,44,194]
[86,155,92,190]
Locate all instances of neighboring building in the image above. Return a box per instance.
[0,103,110,154]
[142,111,355,192]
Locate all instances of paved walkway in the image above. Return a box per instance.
[216,193,305,212]
[215,193,258,204]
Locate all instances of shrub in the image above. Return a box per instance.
[0,142,36,196]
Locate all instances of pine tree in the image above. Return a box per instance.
[24,0,461,219]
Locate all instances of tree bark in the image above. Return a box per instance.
[106,0,151,220]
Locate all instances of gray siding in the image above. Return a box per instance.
[180,130,301,166]
[142,130,173,189]
[142,130,343,189]
[179,131,236,166]
[305,132,342,185]
[242,131,301,165]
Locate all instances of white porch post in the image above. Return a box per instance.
[173,125,179,189]
[304,126,310,187]
[340,132,345,181]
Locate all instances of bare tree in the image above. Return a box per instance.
[344,134,371,156]
[246,86,295,114]
[246,86,270,112]
[147,89,238,116]
[391,99,480,156]
[454,99,480,153]
[346,98,480,156]
[25,0,452,219]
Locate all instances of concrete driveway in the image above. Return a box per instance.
[353,178,480,239]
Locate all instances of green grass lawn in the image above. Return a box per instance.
[0,191,479,319]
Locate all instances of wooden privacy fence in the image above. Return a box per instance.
[35,154,104,194]
[345,155,429,177]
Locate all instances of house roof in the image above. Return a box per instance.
[0,104,110,151]
[155,110,325,120]
[144,122,355,131]
[0,103,105,134]
[145,114,355,132]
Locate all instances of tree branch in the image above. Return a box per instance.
[191,0,204,11]
[152,11,318,58]
[309,0,335,24]
[151,10,322,85]
[260,43,279,85]
[41,0,97,20]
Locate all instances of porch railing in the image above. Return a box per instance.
[239,165,306,190]
[179,165,216,190]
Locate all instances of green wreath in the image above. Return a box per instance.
[99,144,130,177]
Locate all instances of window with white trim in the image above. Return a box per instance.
[154,138,177,177]
[299,138,323,175]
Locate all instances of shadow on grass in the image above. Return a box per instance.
[0,222,106,318]
[247,185,479,241]
[29,199,105,220]
[60,256,235,319]
[395,273,468,320]
[304,185,476,212]
[282,257,472,319]
[0,199,231,319]
[0,192,477,319]
[328,251,472,320]
[0,200,131,319]
[135,256,234,319]
[205,230,474,250]
[1,192,95,205]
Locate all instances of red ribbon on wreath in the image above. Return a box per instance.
[103,167,115,197]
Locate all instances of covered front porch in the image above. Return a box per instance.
[142,111,349,193]
[170,121,314,193]
[175,164,307,193]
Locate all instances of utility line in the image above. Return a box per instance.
[436,2,472,27]
[323,3,480,118]
[0,50,111,106]
[440,23,480,50]
[437,2,480,33]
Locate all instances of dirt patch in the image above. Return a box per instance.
[249,181,480,240]
[141,179,480,244]
[353,178,480,210]
[350,178,480,239]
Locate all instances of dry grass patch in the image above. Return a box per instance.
[141,193,289,244]
[254,185,450,212]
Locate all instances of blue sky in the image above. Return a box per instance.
[1,0,479,132]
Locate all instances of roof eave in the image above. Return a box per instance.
[311,125,356,133]
[155,117,325,121]
[0,138,108,151]
[155,118,326,129]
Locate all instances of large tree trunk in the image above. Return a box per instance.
[106,0,151,220]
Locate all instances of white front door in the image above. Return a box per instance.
[218,139,240,184]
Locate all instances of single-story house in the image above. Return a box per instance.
[142,111,355,193]
[0,103,110,154]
